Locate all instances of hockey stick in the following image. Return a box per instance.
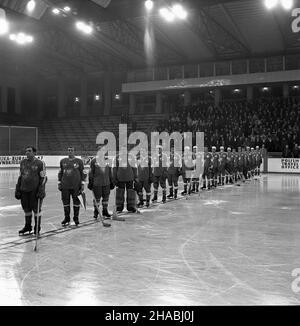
[224,169,233,185]
[112,188,126,221]
[34,198,41,252]
[112,205,126,221]
[237,171,244,184]
[91,191,111,227]
[33,175,48,251]
[133,189,141,213]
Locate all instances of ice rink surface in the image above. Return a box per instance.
[0,169,300,305]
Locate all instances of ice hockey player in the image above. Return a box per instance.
[113,145,138,213]
[191,146,200,193]
[232,150,239,184]
[58,147,86,226]
[201,147,212,190]
[152,145,168,203]
[211,146,219,188]
[166,147,181,199]
[226,147,234,184]
[240,149,248,181]
[219,146,227,185]
[181,146,194,195]
[88,147,115,219]
[135,148,152,208]
[249,147,256,178]
[244,146,251,179]
[255,145,263,176]
[16,146,46,235]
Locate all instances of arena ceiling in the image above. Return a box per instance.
[0,0,299,79]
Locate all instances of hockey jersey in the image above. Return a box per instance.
[19,158,46,192]
[58,157,85,190]
[113,155,137,182]
[137,155,152,181]
[89,158,112,187]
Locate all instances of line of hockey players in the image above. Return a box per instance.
[201,145,263,190]
[15,144,263,235]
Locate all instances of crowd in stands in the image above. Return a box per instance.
[2,97,300,157]
[155,97,300,157]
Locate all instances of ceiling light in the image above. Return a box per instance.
[280,0,293,10]
[9,32,34,45]
[145,0,154,11]
[264,0,279,10]
[159,8,175,22]
[52,8,60,15]
[27,0,36,12]
[76,21,93,34]
[0,8,9,35]
[172,4,187,19]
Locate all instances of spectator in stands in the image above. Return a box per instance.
[282,144,292,158]
[292,144,300,158]
[154,97,300,153]
[120,113,126,123]
[132,120,137,132]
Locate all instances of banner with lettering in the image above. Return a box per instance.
[268,158,300,173]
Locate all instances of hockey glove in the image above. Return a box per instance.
[15,187,22,200]
[36,186,46,199]
[58,183,62,191]
[15,176,22,200]
[110,182,115,190]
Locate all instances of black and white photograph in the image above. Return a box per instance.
[1,0,300,311]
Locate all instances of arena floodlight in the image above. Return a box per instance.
[145,0,154,11]
[95,94,100,101]
[76,21,93,34]
[52,8,60,15]
[18,33,33,45]
[0,8,9,36]
[159,7,175,22]
[9,32,33,45]
[17,33,27,45]
[280,0,293,10]
[63,6,71,12]
[27,0,36,12]
[172,4,188,20]
[264,0,278,9]
[26,35,34,43]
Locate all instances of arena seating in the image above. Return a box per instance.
[2,97,299,157]
[37,113,166,155]
[154,97,300,157]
